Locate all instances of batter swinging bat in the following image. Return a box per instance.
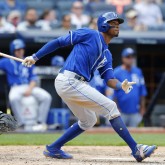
[0,52,23,63]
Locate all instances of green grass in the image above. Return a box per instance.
[0,133,165,146]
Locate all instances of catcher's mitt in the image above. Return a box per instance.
[0,111,18,133]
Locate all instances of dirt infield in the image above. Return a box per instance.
[0,146,165,165]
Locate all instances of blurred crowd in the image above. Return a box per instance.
[0,0,165,33]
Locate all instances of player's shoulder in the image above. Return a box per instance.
[0,58,10,63]
[114,65,122,73]
[132,66,142,74]
[73,27,98,36]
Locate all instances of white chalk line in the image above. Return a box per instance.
[91,157,134,161]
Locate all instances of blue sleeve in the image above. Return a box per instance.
[139,70,147,96]
[98,53,114,83]
[34,28,93,60]
[28,66,38,82]
[0,58,7,71]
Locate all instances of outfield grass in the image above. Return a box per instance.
[0,133,165,146]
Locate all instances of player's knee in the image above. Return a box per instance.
[106,101,120,120]
[78,116,97,130]
[43,93,52,103]
[9,95,21,103]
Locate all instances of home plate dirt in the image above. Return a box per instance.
[0,146,165,165]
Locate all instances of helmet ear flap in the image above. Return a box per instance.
[101,23,110,32]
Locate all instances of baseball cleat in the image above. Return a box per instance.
[132,144,157,162]
[43,146,73,159]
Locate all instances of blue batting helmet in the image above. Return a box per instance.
[121,48,135,57]
[97,12,124,32]
[10,39,25,55]
[51,55,64,67]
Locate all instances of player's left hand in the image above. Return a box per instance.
[22,56,36,67]
[24,88,32,97]
[121,79,136,94]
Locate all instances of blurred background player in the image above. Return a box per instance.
[114,48,147,127]
[0,39,52,131]
[51,55,65,67]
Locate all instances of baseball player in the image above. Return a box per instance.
[22,12,157,162]
[0,39,52,131]
[114,48,147,127]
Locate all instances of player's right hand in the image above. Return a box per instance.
[22,56,36,67]
[121,79,136,94]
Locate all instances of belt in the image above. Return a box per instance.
[59,70,86,81]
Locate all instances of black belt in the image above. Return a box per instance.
[60,70,85,81]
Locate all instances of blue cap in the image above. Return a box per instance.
[51,55,64,67]
[10,39,25,55]
[121,48,135,57]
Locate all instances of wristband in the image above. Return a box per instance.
[116,82,122,90]
[32,54,39,61]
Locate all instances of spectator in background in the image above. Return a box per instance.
[0,39,52,131]
[0,11,15,33]
[17,8,51,31]
[114,48,147,127]
[134,0,163,29]
[106,0,132,15]
[120,8,146,31]
[61,14,76,31]
[89,17,98,29]
[39,9,59,29]
[135,0,162,3]
[0,0,26,15]
[7,10,21,27]
[70,1,90,29]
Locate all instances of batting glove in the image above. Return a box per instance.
[121,79,136,94]
[22,56,36,67]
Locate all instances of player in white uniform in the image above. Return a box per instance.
[22,12,157,162]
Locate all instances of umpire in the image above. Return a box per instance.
[114,48,147,127]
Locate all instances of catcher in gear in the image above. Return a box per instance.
[0,111,17,134]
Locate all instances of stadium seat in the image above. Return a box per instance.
[56,1,73,12]
[123,4,134,13]
[47,108,70,129]
[26,0,54,10]
[88,2,116,15]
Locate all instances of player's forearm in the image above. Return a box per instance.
[32,39,61,61]
[28,81,36,90]
[33,33,72,61]
[107,79,121,90]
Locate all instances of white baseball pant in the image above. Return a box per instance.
[9,84,52,125]
[55,71,120,130]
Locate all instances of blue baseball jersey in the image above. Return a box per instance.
[34,28,115,82]
[0,58,37,87]
[114,66,147,114]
